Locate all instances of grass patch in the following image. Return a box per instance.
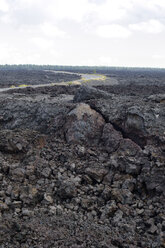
[18,84,30,87]
[67,81,74,85]
[81,74,107,84]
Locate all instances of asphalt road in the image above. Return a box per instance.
[0,71,117,92]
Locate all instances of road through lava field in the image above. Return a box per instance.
[0,68,164,247]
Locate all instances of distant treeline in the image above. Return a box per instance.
[0,64,165,74]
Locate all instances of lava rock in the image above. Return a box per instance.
[57,180,77,199]
[65,103,105,145]
[110,139,145,175]
[101,123,123,153]
[73,85,112,102]
[85,167,108,183]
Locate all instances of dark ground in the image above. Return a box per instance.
[0,69,164,248]
[0,68,165,96]
[0,70,81,88]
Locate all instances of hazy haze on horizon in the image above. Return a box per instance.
[0,0,165,68]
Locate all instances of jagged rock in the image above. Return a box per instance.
[0,224,9,242]
[110,189,124,203]
[110,139,145,175]
[81,198,95,210]
[123,106,147,146]
[0,201,8,211]
[57,180,77,199]
[65,103,105,145]
[101,123,123,153]
[73,85,112,102]
[0,79,164,248]
[102,172,114,185]
[88,95,165,148]
[41,167,52,178]
[76,145,86,157]
[0,155,9,174]
[101,201,118,218]
[0,130,28,153]
[102,185,111,201]
[0,93,74,133]
[148,93,165,103]
[85,167,109,183]
[19,185,40,206]
[10,167,25,182]
[122,177,136,192]
[22,208,34,216]
[141,161,165,194]
[0,129,46,154]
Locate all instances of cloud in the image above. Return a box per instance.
[2,0,165,30]
[46,0,96,22]
[96,24,131,38]
[76,57,113,66]
[41,22,66,38]
[0,0,9,12]
[30,37,54,50]
[99,56,118,66]
[95,0,130,22]
[0,13,11,23]
[129,19,164,34]
[0,0,165,67]
[0,40,62,64]
[152,54,165,59]
[0,43,27,64]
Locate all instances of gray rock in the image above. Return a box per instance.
[0,93,74,133]
[101,123,123,153]
[73,85,112,102]
[57,180,77,199]
[110,139,145,175]
[22,208,34,216]
[102,185,111,201]
[41,167,52,178]
[0,81,164,248]
[141,162,165,194]
[10,167,25,182]
[65,103,105,145]
[76,145,86,157]
[85,167,108,183]
[88,95,165,149]
[0,201,8,211]
[148,93,165,103]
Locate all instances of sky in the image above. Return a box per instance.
[0,0,165,68]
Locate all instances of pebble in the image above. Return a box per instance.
[44,193,53,204]
[136,209,144,215]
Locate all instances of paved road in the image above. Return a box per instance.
[45,70,102,80]
[0,71,117,92]
[49,71,103,81]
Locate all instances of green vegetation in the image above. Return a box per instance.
[67,80,81,85]
[10,84,31,88]
[18,84,29,87]
[67,81,74,85]
[81,74,107,84]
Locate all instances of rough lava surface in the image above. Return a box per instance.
[0,83,164,248]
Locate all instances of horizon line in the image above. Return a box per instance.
[0,64,165,70]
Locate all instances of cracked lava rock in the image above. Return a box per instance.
[0,84,164,248]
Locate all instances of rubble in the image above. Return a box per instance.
[0,85,164,247]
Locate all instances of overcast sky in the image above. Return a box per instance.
[0,0,165,67]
